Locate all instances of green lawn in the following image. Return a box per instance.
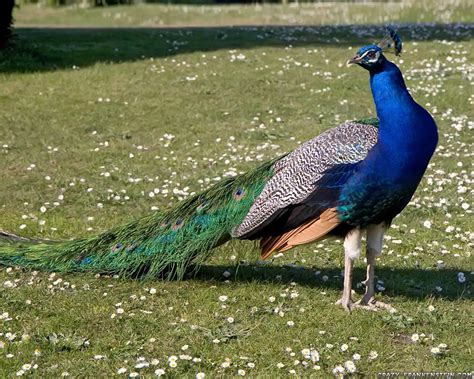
[14,0,474,27]
[0,1,473,377]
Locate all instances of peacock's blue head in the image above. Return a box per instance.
[348,44,385,70]
[348,27,402,71]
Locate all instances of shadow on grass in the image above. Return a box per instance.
[189,264,472,301]
[2,23,473,73]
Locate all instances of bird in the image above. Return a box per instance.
[0,28,437,312]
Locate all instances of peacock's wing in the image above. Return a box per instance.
[231,119,379,246]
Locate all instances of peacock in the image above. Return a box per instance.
[0,28,438,312]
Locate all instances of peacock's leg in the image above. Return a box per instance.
[335,229,362,312]
[355,224,396,312]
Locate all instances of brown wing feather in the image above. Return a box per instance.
[259,208,340,259]
[260,227,302,260]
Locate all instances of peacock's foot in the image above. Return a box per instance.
[335,296,353,312]
[353,297,397,313]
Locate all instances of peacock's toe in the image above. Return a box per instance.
[353,297,397,313]
[335,296,354,313]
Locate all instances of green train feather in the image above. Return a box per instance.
[0,157,280,280]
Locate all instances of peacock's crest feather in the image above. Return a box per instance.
[377,27,402,56]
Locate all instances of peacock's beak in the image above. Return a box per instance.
[347,55,363,66]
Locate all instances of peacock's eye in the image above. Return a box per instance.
[366,51,377,60]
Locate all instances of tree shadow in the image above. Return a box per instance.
[2,22,473,73]
[188,263,472,301]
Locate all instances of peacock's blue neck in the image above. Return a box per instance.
[370,60,414,128]
[365,59,438,181]
[337,59,438,225]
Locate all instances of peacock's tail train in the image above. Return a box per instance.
[0,158,281,280]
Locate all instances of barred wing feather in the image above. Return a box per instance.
[232,120,378,239]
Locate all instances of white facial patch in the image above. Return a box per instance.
[360,50,380,63]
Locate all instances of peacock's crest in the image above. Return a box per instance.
[377,27,402,56]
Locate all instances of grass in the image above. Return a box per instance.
[14,0,474,27]
[1,1,473,377]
